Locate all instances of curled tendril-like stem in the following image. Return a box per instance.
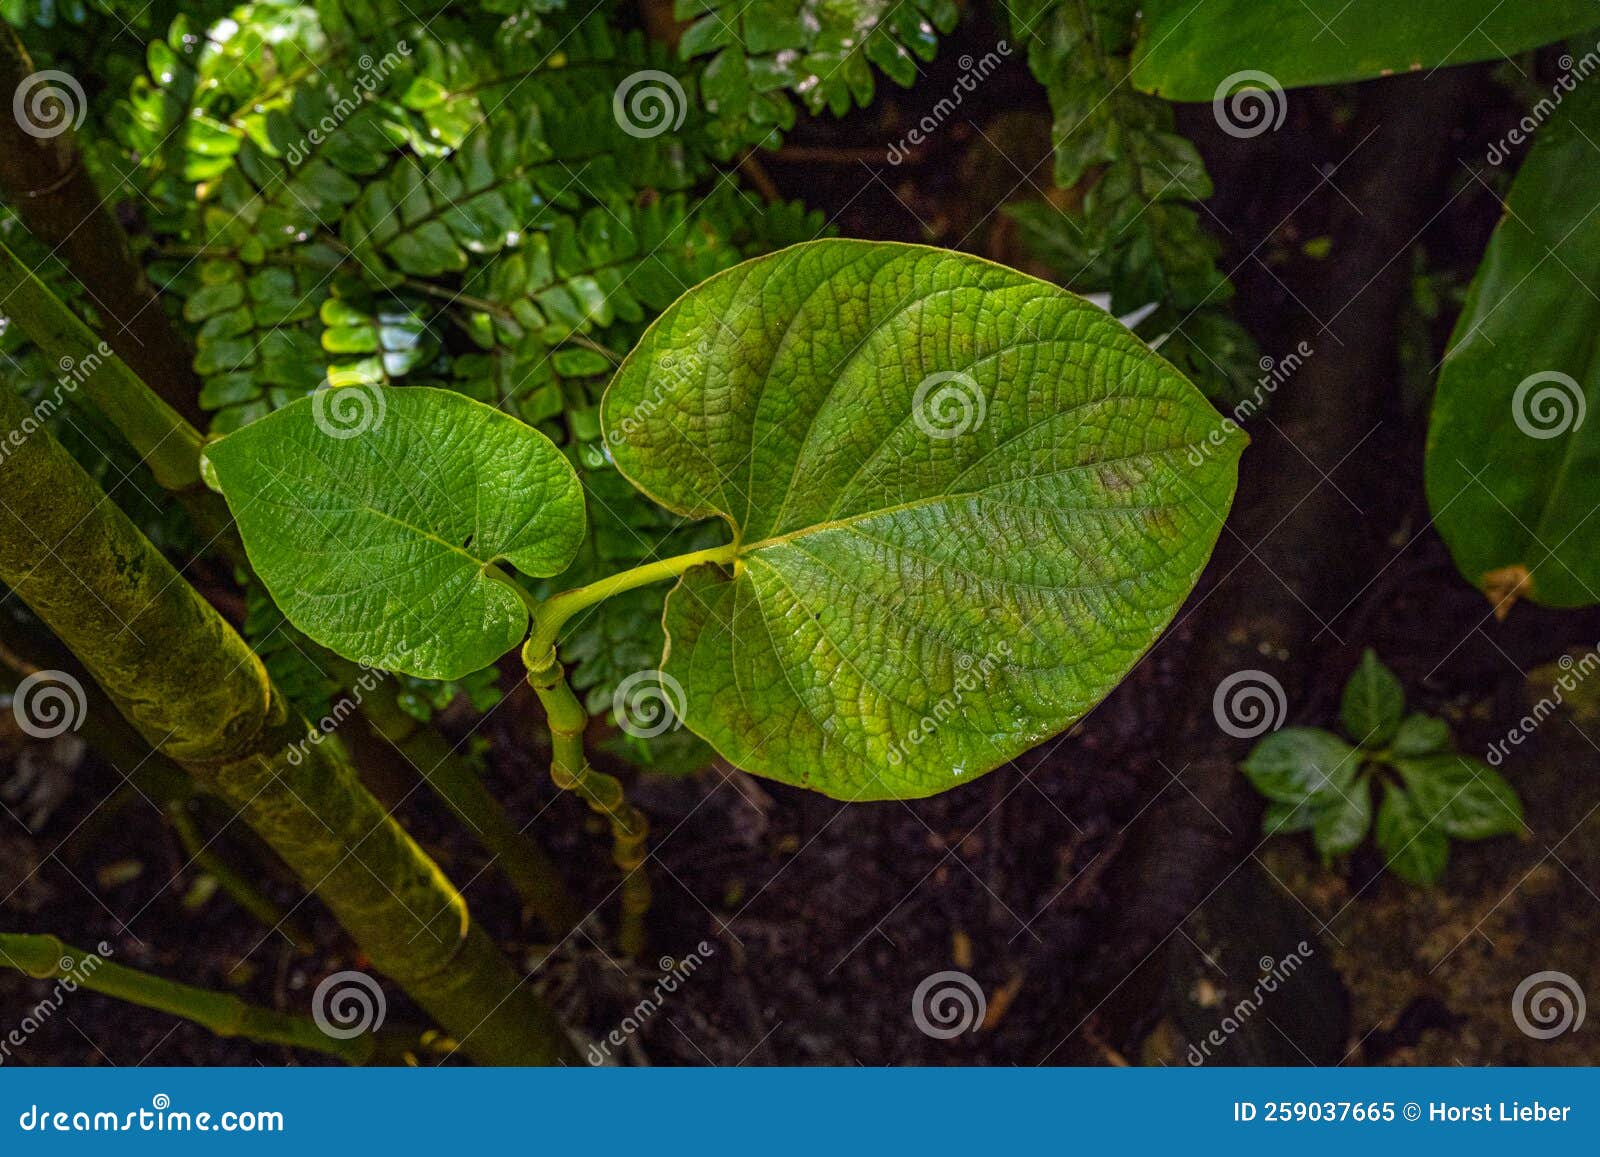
[525,646,651,957]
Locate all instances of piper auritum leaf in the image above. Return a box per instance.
[208,385,585,680]
[601,240,1244,800]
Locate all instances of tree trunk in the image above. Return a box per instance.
[0,25,204,427]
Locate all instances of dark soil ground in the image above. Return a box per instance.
[4,22,1600,1067]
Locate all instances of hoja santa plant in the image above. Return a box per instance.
[207,239,1246,941]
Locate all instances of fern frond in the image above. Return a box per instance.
[1002,0,1259,404]
[676,0,960,141]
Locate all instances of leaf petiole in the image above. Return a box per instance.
[523,540,739,664]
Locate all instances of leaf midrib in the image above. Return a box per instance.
[737,441,1202,556]
[356,503,492,570]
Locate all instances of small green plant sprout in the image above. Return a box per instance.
[1240,648,1524,886]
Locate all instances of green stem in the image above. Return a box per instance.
[514,543,741,958]
[0,26,204,427]
[523,649,651,957]
[0,232,256,578]
[0,933,371,1064]
[333,658,583,938]
[0,384,574,1064]
[399,276,512,319]
[5,233,550,935]
[529,541,738,655]
[166,803,314,953]
[0,237,203,493]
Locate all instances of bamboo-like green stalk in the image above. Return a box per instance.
[0,26,205,427]
[0,383,574,1064]
[523,644,651,956]
[0,237,203,493]
[0,933,371,1064]
[351,675,584,938]
[1,231,577,962]
[2,623,315,947]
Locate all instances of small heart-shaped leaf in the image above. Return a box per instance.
[602,240,1243,799]
[208,385,585,679]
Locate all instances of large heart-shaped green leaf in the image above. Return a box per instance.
[1132,1,1597,98]
[1426,79,1600,609]
[208,386,585,679]
[601,240,1243,800]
